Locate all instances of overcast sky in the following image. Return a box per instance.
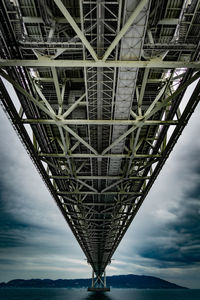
[0,81,199,288]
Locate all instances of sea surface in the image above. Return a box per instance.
[0,288,200,300]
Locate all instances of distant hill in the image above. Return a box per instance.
[0,274,187,289]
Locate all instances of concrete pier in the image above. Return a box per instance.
[88,269,110,291]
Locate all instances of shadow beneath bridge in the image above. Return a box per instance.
[83,291,113,300]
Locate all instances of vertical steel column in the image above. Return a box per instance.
[92,269,94,288]
[104,269,106,288]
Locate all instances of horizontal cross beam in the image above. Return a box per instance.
[76,203,135,206]
[22,119,178,126]
[51,175,149,180]
[58,191,142,195]
[0,59,199,68]
[39,153,161,158]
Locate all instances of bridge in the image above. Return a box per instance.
[0,0,200,291]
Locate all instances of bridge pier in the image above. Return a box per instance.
[88,269,110,292]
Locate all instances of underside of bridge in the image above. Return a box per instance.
[0,0,200,284]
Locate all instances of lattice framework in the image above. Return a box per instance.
[0,0,200,278]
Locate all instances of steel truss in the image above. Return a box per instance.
[0,0,200,280]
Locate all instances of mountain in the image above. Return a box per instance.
[107,274,187,289]
[0,274,187,289]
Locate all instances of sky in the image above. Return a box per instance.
[0,80,200,289]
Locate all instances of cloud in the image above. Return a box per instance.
[0,82,200,288]
[0,107,90,281]
[112,85,200,288]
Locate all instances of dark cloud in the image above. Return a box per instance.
[113,98,200,288]
[0,259,16,265]
[0,83,200,287]
[0,181,45,249]
[139,165,200,266]
[0,194,26,248]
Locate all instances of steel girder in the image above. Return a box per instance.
[0,59,200,68]
[0,0,200,278]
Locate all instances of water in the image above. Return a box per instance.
[0,288,199,300]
